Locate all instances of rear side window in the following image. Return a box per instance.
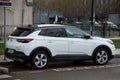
[11,28,32,36]
[46,28,67,37]
[39,28,67,37]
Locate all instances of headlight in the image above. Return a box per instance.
[107,40,113,45]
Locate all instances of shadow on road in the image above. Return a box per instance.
[0,59,116,73]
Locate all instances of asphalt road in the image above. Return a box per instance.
[1,58,120,80]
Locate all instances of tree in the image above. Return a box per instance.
[49,0,84,18]
[33,0,120,21]
[33,0,46,11]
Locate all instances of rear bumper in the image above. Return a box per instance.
[5,48,30,61]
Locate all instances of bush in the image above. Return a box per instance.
[112,39,120,49]
[0,43,4,55]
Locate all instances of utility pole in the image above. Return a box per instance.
[3,7,6,60]
[22,0,24,25]
[90,0,96,36]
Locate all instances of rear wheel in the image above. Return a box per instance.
[93,48,110,65]
[31,51,49,69]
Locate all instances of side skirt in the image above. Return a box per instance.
[51,54,92,62]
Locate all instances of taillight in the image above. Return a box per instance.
[17,39,33,43]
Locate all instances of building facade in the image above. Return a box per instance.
[0,0,33,26]
[0,0,33,40]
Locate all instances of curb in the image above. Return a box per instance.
[115,54,120,58]
[0,58,12,74]
[0,66,9,74]
[0,61,13,74]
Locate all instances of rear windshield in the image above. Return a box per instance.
[11,28,33,36]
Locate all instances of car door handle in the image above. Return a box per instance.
[71,41,74,44]
[47,40,52,43]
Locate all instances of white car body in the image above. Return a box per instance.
[5,24,116,69]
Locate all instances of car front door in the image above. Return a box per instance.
[65,27,93,57]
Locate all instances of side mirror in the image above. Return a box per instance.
[84,34,91,39]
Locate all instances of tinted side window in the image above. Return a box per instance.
[46,28,66,37]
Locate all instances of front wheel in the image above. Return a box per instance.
[31,51,49,69]
[93,48,110,65]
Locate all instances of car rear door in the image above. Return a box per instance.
[42,28,69,57]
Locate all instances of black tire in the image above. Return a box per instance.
[93,48,110,65]
[31,51,49,69]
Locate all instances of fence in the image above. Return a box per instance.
[69,23,120,38]
[0,24,120,41]
[0,25,17,40]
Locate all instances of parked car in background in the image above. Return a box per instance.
[5,24,115,69]
[84,21,101,27]
[100,21,118,29]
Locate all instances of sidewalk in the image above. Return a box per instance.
[0,55,12,74]
[114,49,120,58]
[0,49,120,74]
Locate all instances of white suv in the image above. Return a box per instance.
[5,24,115,69]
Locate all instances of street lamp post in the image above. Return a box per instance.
[3,7,6,60]
[90,0,96,36]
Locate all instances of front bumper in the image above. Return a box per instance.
[5,48,30,61]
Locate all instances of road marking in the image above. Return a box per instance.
[0,74,12,79]
[14,79,21,80]
[52,64,120,72]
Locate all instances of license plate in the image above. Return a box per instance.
[8,49,14,53]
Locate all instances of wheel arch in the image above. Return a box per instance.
[30,47,52,61]
[92,45,113,59]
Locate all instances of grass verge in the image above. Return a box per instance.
[0,43,4,55]
[112,39,120,49]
